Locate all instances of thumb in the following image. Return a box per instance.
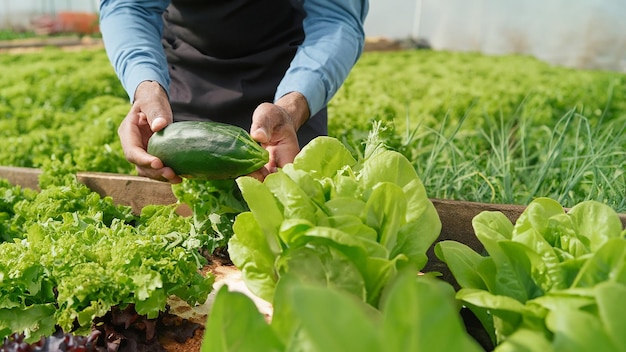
[250,126,271,144]
[150,115,169,132]
[134,80,172,132]
[144,99,172,132]
[250,102,280,144]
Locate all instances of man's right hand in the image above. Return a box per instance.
[118,80,182,183]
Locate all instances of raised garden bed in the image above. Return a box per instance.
[2,153,626,351]
[3,164,624,292]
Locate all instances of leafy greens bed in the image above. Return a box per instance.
[1,48,625,211]
[2,47,626,350]
[0,163,214,342]
[332,50,626,212]
[1,128,625,351]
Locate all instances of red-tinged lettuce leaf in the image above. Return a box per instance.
[202,287,284,352]
[380,272,483,352]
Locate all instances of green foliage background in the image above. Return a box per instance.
[1,47,625,211]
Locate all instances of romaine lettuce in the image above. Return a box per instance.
[229,128,441,307]
[436,197,626,349]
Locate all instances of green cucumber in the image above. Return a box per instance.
[147,121,269,180]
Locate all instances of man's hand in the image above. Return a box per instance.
[118,80,182,183]
[249,92,310,180]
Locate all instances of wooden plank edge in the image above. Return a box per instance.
[0,166,190,216]
[0,166,41,190]
[75,171,192,216]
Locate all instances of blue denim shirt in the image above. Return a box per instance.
[99,0,368,117]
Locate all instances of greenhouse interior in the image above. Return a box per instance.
[1,1,625,351]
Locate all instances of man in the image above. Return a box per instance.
[99,0,368,182]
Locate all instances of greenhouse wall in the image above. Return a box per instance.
[364,0,626,72]
[1,0,625,71]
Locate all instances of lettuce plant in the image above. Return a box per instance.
[436,197,626,350]
[0,171,214,341]
[201,270,482,352]
[228,127,441,306]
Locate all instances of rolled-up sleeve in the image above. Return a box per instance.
[275,0,369,116]
[99,0,171,102]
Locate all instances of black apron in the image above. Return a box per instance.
[161,0,327,147]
